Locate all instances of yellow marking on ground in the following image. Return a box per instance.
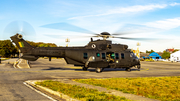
[63,66,82,69]
[50,76,67,78]
[70,67,82,69]
[85,74,103,77]
[64,66,82,69]
[140,67,149,71]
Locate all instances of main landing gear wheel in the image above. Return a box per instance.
[125,68,131,72]
[96,67,103,73]
[82,67,88,71]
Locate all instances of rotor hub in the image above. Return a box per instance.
[100,32,110,35]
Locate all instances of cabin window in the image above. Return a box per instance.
[121,53,124,59]
[96,53,100,57]
[83,53,88,59]
[111,53,115,59]
[115,53,119,59]
[102,53,106,59]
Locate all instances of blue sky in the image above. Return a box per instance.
[0,0,180,52]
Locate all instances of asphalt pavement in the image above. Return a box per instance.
[0,58,180,101]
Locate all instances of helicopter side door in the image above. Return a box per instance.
[106,52,115,63]
[119,52,129,67]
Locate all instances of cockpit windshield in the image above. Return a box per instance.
[130,52,139,59]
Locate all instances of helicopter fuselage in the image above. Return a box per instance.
[11,34,140,73]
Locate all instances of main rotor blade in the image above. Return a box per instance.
[114,37,159,41]
[44,34,96,39]
[41,22,96,34]
[112,24,161,35]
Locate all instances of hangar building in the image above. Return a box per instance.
[170,50,180,62]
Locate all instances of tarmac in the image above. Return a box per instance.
[0,58,180,101]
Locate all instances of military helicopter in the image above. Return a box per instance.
[5,21,154,73]
[10,30,140,73]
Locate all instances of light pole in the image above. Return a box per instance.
[137,42,140,58]
[65,38,70,47]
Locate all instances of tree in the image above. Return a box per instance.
[0,40,18,57]
[173,49,179,53]
[38,44,49,47]
[26,41,57,47]
[146,50,155,53]
[162,51,170,59]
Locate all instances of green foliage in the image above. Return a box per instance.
[146,50,155,53]
[162,51,170,59]
[26,41,57,47]
[0,40,18,57]
[36,80,131,101]
[38,44,49,47]
[173,49,179,53]
[145,58,154,62]
[75,77,180,101]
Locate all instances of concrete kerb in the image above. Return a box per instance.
[24,79,159,101]
[24,80,79,101]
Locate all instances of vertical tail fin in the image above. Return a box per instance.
[10,34,34,53]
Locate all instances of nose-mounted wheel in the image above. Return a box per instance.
[96,67,104,73]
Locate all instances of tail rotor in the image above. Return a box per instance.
[3,20,36,41]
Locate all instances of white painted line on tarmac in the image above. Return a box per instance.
[23,82,57,101]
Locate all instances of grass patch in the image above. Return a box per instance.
[36,80,131,101]
[145,58,155,62]
[75,77,180,101]
[1,58,9,61]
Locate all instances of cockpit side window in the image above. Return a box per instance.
[83,53,88,59]
[121,53,124,59]
[130,53,133,57]
[102,53,106,59]
[115,53,119,59]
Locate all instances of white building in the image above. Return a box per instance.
[170,51,180,62]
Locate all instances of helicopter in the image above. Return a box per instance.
[10,31,140,73]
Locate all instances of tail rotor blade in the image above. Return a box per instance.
[3,21,36,41]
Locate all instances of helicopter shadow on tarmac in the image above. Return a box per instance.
[42,67,139,72]
[43,67,72,70]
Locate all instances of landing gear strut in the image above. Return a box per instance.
[137,65,141,71]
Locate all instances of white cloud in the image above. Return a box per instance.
[170,2,180,6]
[68,2,180,20]
[69,4,167,20]
[145,17,180,29]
